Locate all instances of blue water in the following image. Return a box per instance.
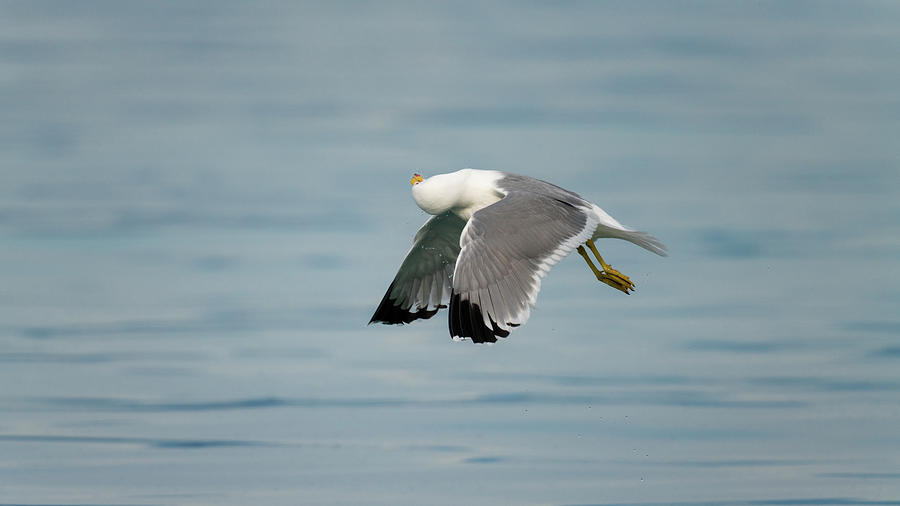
[2,2,900,505]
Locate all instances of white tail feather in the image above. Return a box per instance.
[593,226,668,257]
[619,230,668,256]
[588,204,667,257]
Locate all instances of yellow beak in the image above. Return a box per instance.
[410,174,424,185]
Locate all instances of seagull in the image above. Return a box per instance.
[369,169,666,343]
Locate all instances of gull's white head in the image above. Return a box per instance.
[410,171,466,216]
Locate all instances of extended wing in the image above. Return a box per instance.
[449,192,598,343]
[370,211,466,325]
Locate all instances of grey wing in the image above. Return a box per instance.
[449,192,598,343]
[502,172,668,257]
[370,211,466,325]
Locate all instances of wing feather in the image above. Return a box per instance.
[369,212,466,325]
[449,192,598,342]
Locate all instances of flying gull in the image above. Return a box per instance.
[370,169,666,343]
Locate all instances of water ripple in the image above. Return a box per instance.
[566,498,900,506]
[868,346,900,359]
[748,376,900,393]
[20,390,805,413]
[817,473,900,479]
[0,434,271,450]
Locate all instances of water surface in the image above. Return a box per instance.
[1,2,899,505]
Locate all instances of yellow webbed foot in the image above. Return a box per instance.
[585,240,635,294]
[596,265,635,294]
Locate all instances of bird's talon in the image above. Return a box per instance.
[594,272,634,294]
[602,268,633,286]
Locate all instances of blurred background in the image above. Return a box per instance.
[1,1,899,505]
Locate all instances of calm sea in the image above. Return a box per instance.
[1,2,899,505]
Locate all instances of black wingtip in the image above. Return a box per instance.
[448,292,511,344]
[370,282,441,325]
